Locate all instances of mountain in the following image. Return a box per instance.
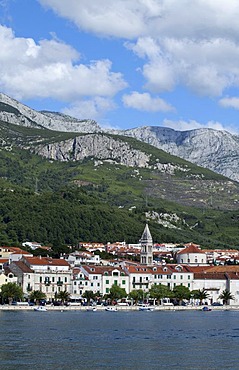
[1,92,239,183]
[115,126,239,183]
[0,93,100,133]
[1,93,239,248]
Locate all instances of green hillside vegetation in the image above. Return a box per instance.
[0,121,239,250]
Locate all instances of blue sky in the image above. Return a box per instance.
[1,0,239,133]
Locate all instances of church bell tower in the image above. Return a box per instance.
[140,223,153,266]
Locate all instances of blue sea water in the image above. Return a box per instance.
[0,309,239,370]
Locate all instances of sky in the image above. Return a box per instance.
[1,1,239,133]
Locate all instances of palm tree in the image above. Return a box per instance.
[29,290,46,305]
[191,289,209,305]
[219,289,235,305]
[56,290,70,305]
[1,282,23,304]
[83,290,96,305]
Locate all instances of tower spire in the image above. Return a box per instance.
[140,223,153,266]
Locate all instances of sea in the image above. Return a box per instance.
[0,309,239,370]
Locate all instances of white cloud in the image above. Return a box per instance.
[163,119,238,134]
[62,97,116,120]
[122,92,174,112]
[219,97,239,110]
[0,25,127,101]
[38,0,239,97]
[38,0,239,40]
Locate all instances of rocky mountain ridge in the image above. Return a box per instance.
[118,126,239,182]
[0,93,100,133]
[1,92,239,181]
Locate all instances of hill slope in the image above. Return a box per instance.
[0,120,238,248]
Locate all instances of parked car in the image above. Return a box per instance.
[212,302,223,306]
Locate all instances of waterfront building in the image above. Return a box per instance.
[125,264,152,292]
[80,265,130,296]
[9,256,72,301]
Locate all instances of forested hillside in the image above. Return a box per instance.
[0,144,239,250]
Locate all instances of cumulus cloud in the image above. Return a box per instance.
[62,97,116,120]
[0,25,127,101]
[219,96,239,110]
[38,0,239,40]
[163,119,238,134]
[38,0,239,97]
[122,91,174,112]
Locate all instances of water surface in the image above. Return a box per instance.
[0,310,238,369]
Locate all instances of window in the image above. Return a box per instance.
[114,280,117,285]
[188,275,190,280]
[122,280,126,285]
[167,275,171,279]
[91,283,93,287]
[174,275,176,280]
[40,276,42,283]
[180,275,183,280]
[188,283,190,288]
[106,288,109,293]
[52,277,55,282]
[106,280,109,284]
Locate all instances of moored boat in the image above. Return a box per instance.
[86,307,97,312]
[34,306,47,312]
[139,306,154,312]
[105,306,118,312]
[202,306,212,311]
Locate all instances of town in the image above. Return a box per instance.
[1,223,239,308]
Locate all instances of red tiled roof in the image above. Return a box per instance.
[177,244,205,255]
[13,261,33,273]
[24,256,70,267]
[82,265,126,275]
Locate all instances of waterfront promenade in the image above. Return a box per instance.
[0,304,237,311]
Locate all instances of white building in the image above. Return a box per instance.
[9,256,72,301]
[177,243,207,266]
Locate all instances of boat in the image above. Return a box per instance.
[105,306,118,312]
[86,307,97,312]
[139,306,154,312]
[202,306,212,311]
[34,306,47,312]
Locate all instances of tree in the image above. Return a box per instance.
[128,289,144,305]
[56,290,70,305]
[191,289,209,305]
[29,290,46,304]
[109,284,127,301]
[218,289,235,305]
[1,282,23,304]
[83,290,96,305]
[149,284,172,305]
[173,285,191,305]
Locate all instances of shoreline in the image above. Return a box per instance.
[0,304,238,312]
